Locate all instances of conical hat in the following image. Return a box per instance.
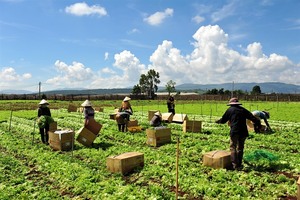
[81,100,92,107]
[154,111,161,117]
[39,99,49,105]
[123,96,131,102]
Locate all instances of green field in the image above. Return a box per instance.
[0,100,299,199]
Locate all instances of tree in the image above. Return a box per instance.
[139,69,160,99]
[251,85,262,95]
[132,84,142,95]
[165,80,176,96]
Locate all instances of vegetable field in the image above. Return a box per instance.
[0,100,299,199]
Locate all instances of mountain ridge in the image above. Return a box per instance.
[1,82,299,95]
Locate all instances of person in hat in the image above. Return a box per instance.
[81,100,95,127]
[251,110,272,132]
[116,97,133,132]
[215,97,261,170]
[150,111,163,127]
[37,99,51,144]
[167,94,175,115]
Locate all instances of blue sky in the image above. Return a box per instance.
[1,0,299,92]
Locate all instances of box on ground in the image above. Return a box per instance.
[172,114,188,123]
[203,150,231,169]
[109,113,117,120]
[128,126,142,133]
[146,127,171,147]
[68,104,77,112]
[49,130,74,151]
[148,110,158,121]
[183,120,202,133]
[76,127,97,147]
[86,118,102,135]
[127,119,138,127]
[162,113,173,123]
[49,121,57,132]
[107,152,144,174]
[246,120,266,133]
[95,107,104,112]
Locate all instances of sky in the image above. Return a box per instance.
[0,0,300,93]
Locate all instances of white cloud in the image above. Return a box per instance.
[192,15,205,24]
[104,52,109,60]
[0,67,32,82]
[65,2,107,17]
[42,25,300,90]
[144,8,173,26]
[46,60,95,88]
[149,25,299,86]
[211,1,237,22]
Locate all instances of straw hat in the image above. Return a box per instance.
[39,99,49,105]
[123,96,131,102]
[154,111,161,117]
[227,97,242,106]
[81,100,92,107]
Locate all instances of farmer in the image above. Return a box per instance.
[167,94,175,115]
[116,96,133,132]
[215,97,261,170]
[150,111,162,127]
[37,99,52,144]
[81,100,95,127]
[251,110,272,132]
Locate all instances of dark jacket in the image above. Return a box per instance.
[38,106,51,117]
[150,115,162,127]
[216,105,260,137]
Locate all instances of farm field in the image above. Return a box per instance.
[0,100,299,199]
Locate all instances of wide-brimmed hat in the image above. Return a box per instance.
[227,97,242,106]
[81,100,92,107]
[262,111,270,119]
[123,96,131,102]
[39,99,49,105]
[154,111,161,117]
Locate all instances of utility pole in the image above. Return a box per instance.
[39,82,41,99]
[231,81,234,98]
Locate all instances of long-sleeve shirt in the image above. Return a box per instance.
[216,105,260,137]
[38,106,51,117]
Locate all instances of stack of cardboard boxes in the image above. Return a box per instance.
[146,127,171,147]
[77,119,102,146]
[127,119,142,133]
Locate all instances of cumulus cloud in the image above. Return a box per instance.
[149,25,299,85]
[46,60,95,88]
[104,52,109,60]
[65,2,107,17]
[0,67,31,82]
[44,24,299,90]
[144,8,173,26]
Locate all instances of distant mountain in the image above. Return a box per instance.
[0,89,33,94]
[1,82,299,95]
[174,82,300,94]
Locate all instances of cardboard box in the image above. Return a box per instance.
[49,121,57,132]
[246,120,266,133]
[109,113,117,120]
[146,127,171,147]
[68,104,77,112]
[107,152,144,174]
[128,126,142,133]
[183,120,202,133]
[49,130,74,151]
[203,150,231,169]
[172,114,188,123]
[95,107,104,112]
[148,110,158,121]
[86,119,102,135]
[127,119,138,127]
[161,113,173,123]
[297,176,300,200]
[76,127,97,147]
